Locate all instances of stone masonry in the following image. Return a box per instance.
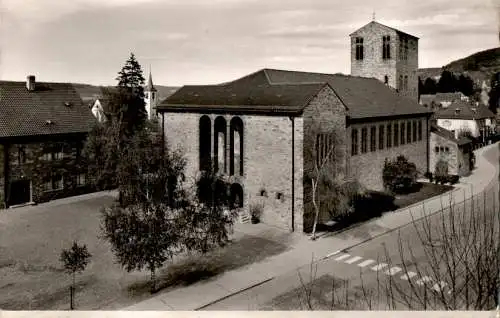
[349,117,429,191]
[162,112,304,232]
[429,133,471,176]
[350,22,419,103]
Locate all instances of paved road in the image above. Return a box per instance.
[202,148,500,310]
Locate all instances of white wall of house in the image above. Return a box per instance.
[437,119,480,138]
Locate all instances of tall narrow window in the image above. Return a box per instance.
[370,126,376,152]
[401,122,406,145]
[361,128,368,153]
[199,115,211,171]
[406,121,412,143]
[316,133,333,166]
[404,38,409,60]
[351,129,359,155]
[404,75,408,91]
[412,120,417,142]
[230,117,244,176]
[382,35,391,59]
[214,116,227,173]
[386,124,392,148]
[379,125,385,150]
[17,146,26,165]
[394,123,399,147]
[384,75,389,85]
[355,37,364,60]
[399,75,403,91]
[418,120,423,141]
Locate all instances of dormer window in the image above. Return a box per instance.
[382,36,391,59]
[64,102,72,107]
[455,108,461,115]
[45,120,54,125]
[355,37,364,60]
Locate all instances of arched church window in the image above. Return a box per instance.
[230,117,244,176]
[199,115,211,171]
[214,116,227,173]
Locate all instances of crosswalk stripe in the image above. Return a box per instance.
[335,254,351,261]
[357,259,376,267]
[400,271,418,280]
[384,266,402,276]
[371,263,389,271]
[415,276,433,286]
[345,256,363,264]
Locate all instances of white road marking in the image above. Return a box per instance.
[325,250,341,259]
[400,272,418,280]
[345,256,363,264]
[371,263,389,271]
[415,276,433,286]
[335,254,351,261]
[432,281,448,292]
[384,266,402,276]
[357,259,376,268]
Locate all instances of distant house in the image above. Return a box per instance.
[433,100,496,141]
[420,92,469,108]
[0,76,97,208]
[430,124,472,177]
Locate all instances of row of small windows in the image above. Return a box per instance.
[199,115,244,176]
[354,36,410,61]
[42,173,86,192]
[12,143,83,166]
[351,120,423,156]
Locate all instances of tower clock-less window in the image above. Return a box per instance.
[355,37,364,60]
[382,36,391,59]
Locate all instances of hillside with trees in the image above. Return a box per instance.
[73,83,179,104]
[418,47,500,113]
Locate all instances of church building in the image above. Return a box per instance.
[157,21,432,232]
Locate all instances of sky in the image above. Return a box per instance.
[0,0,499,86]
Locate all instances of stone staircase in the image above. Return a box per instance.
[239,211,250,224]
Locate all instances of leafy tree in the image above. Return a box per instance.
[423,78,438,95]
[180,169,238,254]
[488,72,500,114]
[101,202,182,293]
[382,155,418,194]
[457,74,475,96]
[60,241,92,310]
[113,53,147,134]
[437,70,458,93]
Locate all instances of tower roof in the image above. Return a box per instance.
[147,71,157,92]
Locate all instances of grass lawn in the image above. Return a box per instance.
[393,182,455,209]
[0,195,290,310]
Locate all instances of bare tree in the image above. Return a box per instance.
[303,120,359,240]
[296,183,500,310]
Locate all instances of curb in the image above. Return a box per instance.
[320,142,499,260]
[194,277,275,310]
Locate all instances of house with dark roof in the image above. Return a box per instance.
[419,92,469,108]
[433,100,496,141]
[430,124,472,177]
[157,67,433,232]
[0,76,97,207]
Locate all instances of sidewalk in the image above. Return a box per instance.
[125,142,499,311]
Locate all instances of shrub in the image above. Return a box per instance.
[249,202,264,224]
[448,175,460,185]
[382,155,418,194]
[434,159,448,184]
[424,172,434,182]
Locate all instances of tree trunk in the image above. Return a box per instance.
[71,271,76,310]
[311,178,320,240]
[150,268,156,294]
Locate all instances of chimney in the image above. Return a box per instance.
[26,75,36,91]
